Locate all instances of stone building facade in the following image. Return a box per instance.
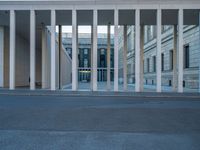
[62,32,114,82]
[119,25,200,90]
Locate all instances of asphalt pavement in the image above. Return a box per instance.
[0,94,200,150]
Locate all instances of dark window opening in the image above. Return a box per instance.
[183,80,185,87]
[153,56,156,72]
[170,50,173,70]
[169,80,172,86]
[184,45,190,68]
[161,53,164,71]
[147,58,150,73]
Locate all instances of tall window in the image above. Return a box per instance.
[153,56,156,72]
[169,50,173,70]
[84,59,88,67]
[161,53,164,71]
[84,49,88,55]
[100,49,105,55]
[184,45,190,68]
[147,58,150,73]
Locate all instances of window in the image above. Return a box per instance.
[143,59,145,72]
[66,48,71,54]
[100,49,105,55]
[147,58,150,73]
[100,55,105,67]
[84,49,88,55]
[184,45,189,68]
[153,56,156,72]
[161,53,164,71]
[169,80,172,86]
[169,50,173,70]
[84,59,88,67]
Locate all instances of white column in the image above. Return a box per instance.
[0,26,4,87]
[72,9,78,91]
[173,25,178,92]
[107,23,111,91]
[42,26,47,89]
[135,9,141,92]
[93,9,97,91]
[114,9,119,91]
[123,25,127,91]
[178,9,183,93]
[9,10,16,90]
[50,10,56,90]
[156,9,162,92]
[30,10,36,90]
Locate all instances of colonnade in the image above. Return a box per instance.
[7,8,197,93]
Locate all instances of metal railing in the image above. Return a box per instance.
[78,67,114,82]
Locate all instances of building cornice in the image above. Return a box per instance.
[0,1,200,10]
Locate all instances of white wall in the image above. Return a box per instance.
[4,27,30,87]
[2,25,70,89]
[44,28,51,89]
[3,27,9,88]
[3,26,42,88]
[60,41,72,87]
[45,27,72,89]
[15,32,30,87]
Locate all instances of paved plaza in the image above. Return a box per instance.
[0,92,200,149]
[63,82,199,93]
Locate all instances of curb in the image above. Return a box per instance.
[0,91,200,99]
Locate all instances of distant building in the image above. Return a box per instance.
[118,25,200,90]
[62,33,114,82]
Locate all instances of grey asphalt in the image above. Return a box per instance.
[0,94,200,150]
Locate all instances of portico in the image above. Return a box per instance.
[0,0,200,93]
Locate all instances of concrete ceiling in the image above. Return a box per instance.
[1,9,199,27]
[140,10,157,25]
[77,10,93,25]
[98,10,114,25]
[56,10,72,25]
[0,9,199,51]
[119,10,135,25]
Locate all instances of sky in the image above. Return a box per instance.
[56,26,114,34]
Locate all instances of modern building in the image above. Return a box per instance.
[0,0,200,93]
